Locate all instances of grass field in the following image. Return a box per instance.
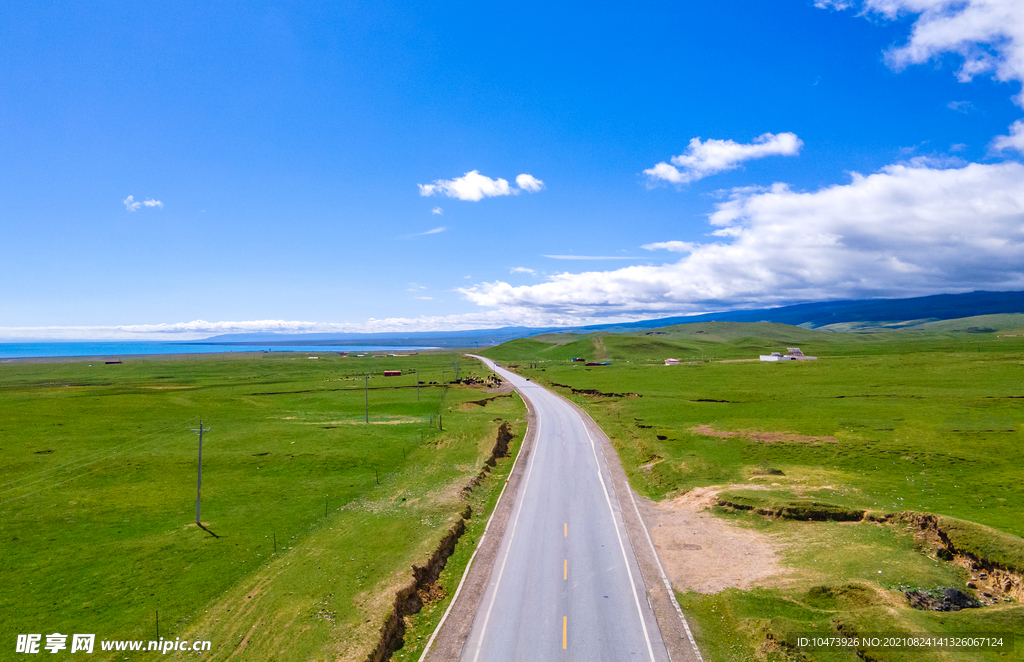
[482,317,1024,661]
[0,351,525,661]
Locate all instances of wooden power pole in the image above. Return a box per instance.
[191,418,210,526]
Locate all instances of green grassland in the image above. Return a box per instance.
[482,318,1024,661]
[0,351,525,661]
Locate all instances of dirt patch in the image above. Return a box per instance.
[691,424,838,445]
[549,382,641,398]
[648,485,784,593]
[458,394,512,410]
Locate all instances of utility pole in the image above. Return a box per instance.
[415,369,419,402]
[191,418,210,526]
[364,374,369,423]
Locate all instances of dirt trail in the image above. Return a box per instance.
[691,424,838,445]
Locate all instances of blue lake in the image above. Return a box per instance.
[0,342,435,360]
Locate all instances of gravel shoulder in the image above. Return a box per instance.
[421,398,538,661]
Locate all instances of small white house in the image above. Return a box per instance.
[760,347,817,361]
[665,358,680,365]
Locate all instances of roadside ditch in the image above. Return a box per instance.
[363,421,515,662]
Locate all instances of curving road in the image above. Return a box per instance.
[462,357,670,662]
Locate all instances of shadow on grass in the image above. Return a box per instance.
[197,523,220,538]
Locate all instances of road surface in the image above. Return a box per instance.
[461,357,670,662]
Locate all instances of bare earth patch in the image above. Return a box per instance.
[691,424,838,445]
[647,485,785,593]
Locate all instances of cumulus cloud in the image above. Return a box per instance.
[991,119,1024,152]
[123,195,163,211]
[418,170,544,201]
[644,133,803,185]
[820,0,1024,106]
[432,206,443,215]
[641,241,697,253]
[458,162,1024,316]
[515,173,545,192]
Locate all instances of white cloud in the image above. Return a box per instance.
[991,119,1024,152]
[458,161,1024,316]
[415,296,433,300]
[515,173,545,192]
[0,308,675,341]
[418,170,545,201]
[822,0,1024,106]
[644,133,803,185]
[409,226,446,237]
[432,206,443,215]
[123,195,163,211]
[947,100,975,113]
[510,267,537,275]
[542,255,641,260]
[641,241,697,253]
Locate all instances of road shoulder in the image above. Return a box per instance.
[572,403,705,662]
[421,397,538,661]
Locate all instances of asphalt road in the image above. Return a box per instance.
[461,358,670,662]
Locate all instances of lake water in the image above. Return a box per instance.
[0,342,435,360]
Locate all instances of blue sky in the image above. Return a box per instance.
[2,0,1022,339]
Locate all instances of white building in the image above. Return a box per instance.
[760,347,817,362]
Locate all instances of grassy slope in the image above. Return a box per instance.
[482,323,1024,661]
[0,352,525,661]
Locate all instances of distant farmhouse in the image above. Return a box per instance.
[760,347,817,362]
[664,358,680,365]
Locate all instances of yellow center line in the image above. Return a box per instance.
[564,559,567,580]
[564,522,567,537]
[562,616,567,649]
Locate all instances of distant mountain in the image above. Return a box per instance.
[579,290,1024,333]
[188,290,1023,347]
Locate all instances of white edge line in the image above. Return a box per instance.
[417,358,536,662]
[576,406,704,661]
[624,468,706,662]
[457,358,543,662]
[469,389,540,661]
[579,414,657,662]
[416,393,532,662]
